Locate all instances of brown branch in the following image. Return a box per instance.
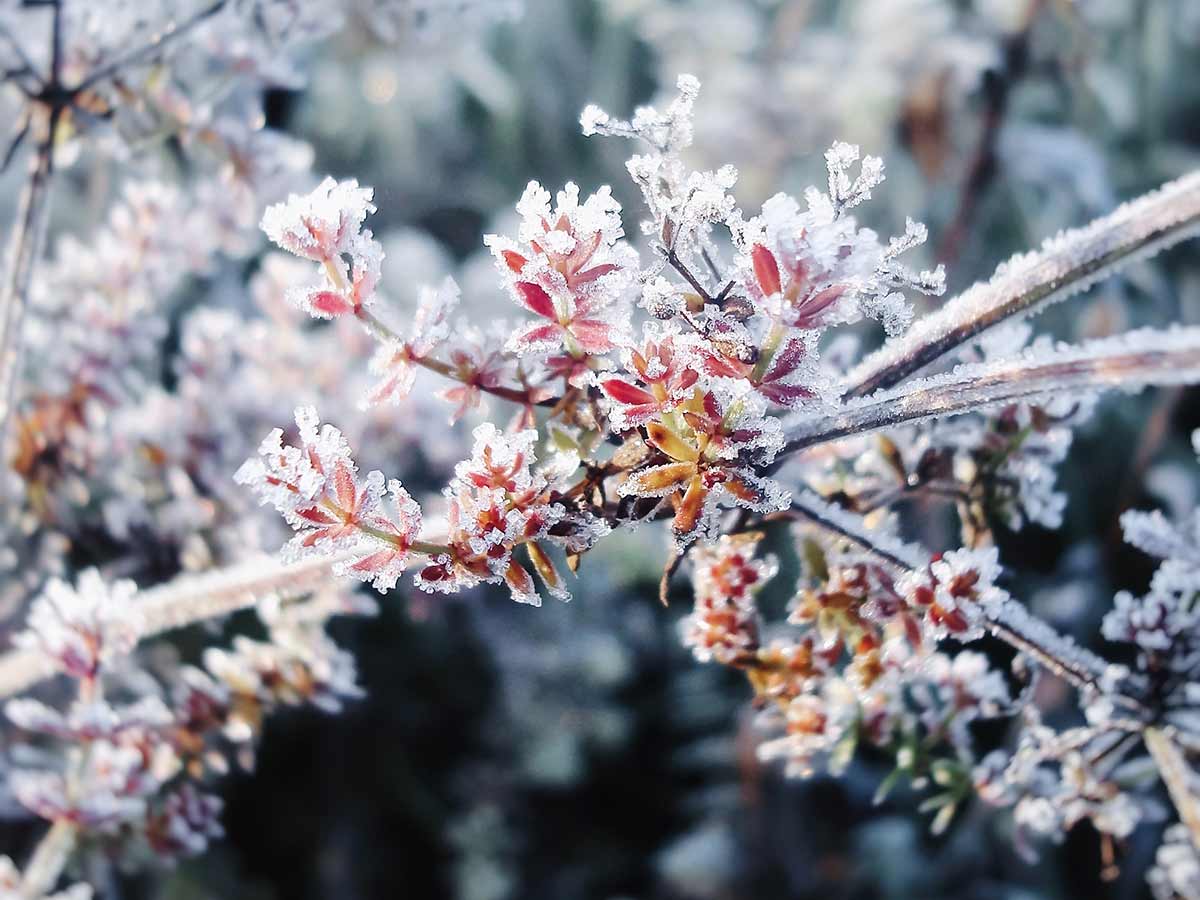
[936,0,1044,266]
[0,105,60,480]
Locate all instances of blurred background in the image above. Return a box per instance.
[8,0,1200,897]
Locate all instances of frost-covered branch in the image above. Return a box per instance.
[0,553,351,700]
[846,171,1200,397]
[0,110,59,481]
[72,0,229,93]
[786,492,1122,699]
[1145,727,1200,854]
[783,326,1200,455]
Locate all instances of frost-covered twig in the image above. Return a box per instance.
[0,111,59,480]
[846,171,1200,397]
[786,491,924,570]
[783,326,1200,455]
[1145,727,1200,854]
[18,819,76,899]
[0,553,352,700]
[72,0,228,94]
[786,492,1124,699]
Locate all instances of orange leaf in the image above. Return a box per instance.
[646,422,699,462]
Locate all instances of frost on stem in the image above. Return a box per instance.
[223,65,1200,890]
[847,169,1200,397]
[367,276,459,405]
[783,326,1200,453]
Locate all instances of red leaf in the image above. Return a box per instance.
[509,322,561,351]
[757,381,815,405]
[766,335,808,378]
[565,231,602,272]
[295,506,337,525]
[600,379,656,406]
[310,291,354,317]
[572,262,619,285]
[793,285,844,329]
[672,475,708,537]
[751,244,781,296]
[332,461,358,511]
[515,281,557,319]
[502,250,528,273]
[504,559,536,599]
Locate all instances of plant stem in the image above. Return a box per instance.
[71,0,228,94]
[846,170,1200,398]
[1145,726,1200,854]
[777,327,1200,462]
[0,552,354,700]
[355,307,555,408]
[20,819,76,899]
[0,105,60,480]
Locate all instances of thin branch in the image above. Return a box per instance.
[19,819,76,899]
[936,0,1043,266]
[781,326,1200,458]
[0,552,353,700]
[784,491,1134,702]
[0,18,45,89]
[785,491,925,570]
[72,0,227,94]
[0,106,61,481]
[48,0,63,89]
[355,308,557,409]
[845,170,1200,398]
[1145,726,1200,854]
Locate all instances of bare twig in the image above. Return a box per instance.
[0,106,60,478]
[936,0,1043,266]
[72,0,228,93]
[0,18,45,89]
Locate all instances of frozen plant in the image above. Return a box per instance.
[231,74,1200,894]
[0,2,1198,892]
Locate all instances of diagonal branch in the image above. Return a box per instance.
[1145,727,1200,854]
[781,326,1200,457]
[785,491,1135,702]
[0,106,60,480]
[72,0,227,94]
[0,17,45,89]
[0,552,352,700]
[845,171,1200,398]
